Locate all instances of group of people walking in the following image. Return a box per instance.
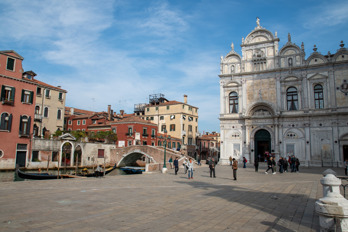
[260,155,300,174]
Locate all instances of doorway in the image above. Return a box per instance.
[254,129,271,162]
[343,145,348,161]
[16,151,26,167]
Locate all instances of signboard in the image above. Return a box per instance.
[118,141,125,147]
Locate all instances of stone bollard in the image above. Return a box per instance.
[315,171,348,231]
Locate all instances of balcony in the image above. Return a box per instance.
[2,100,14,106]
[126,132,133,136]
[34,114,42,122]
[142,133,149,137]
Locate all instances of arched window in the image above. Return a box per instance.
[57,109,61,120]
[229,92,238,113]
[0,113,12,131]
[44,107,49,117]
[19,115,31,136]
[35,106,40,114]
[314,84,324,109]
[231,65,235,73]
[287,87,298,111]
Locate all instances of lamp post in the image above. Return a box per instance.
[160,129,171,173]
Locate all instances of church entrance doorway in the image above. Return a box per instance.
[254,129,271,162]
[343,145,348,162]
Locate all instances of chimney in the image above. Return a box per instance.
[70,108,74,115]
[184,94,188,104]
[120,110,124,116]
[107,105,111,120]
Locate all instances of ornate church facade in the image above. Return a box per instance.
[219,18,348,166]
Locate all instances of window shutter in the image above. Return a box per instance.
[30,91,34,104]
[10,87,15,101]
[21,89,25,102]
[27,116,31,135]
[19,115,23,135]
[8,114,12,132]
[0,114,5,129]
[1,86,5,101]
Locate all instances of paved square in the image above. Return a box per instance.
[0,164,345,232]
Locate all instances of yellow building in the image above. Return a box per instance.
[26,71,67,138]
[141,94,199,157]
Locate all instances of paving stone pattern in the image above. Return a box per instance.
[0,164,344,232]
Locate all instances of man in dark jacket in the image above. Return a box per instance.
[174,157,179,175]
[209,158,216,178]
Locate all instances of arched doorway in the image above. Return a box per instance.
[254,129,271,162]
[62,142,72,167]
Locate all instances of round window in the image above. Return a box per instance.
[0,150,4,158]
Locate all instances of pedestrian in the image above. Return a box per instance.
[265,157,276,174]
[278,157,284,173]
[183,159,188,174]
[295,158,300,172]
[283,158,288,172]
[187,158,194,179]
[232,158,238,180]
[229,156,233,166]
[174,157,179,175]
[209,157,216,178]
[243,157,247,168]
[95,165,103,177]
[197,155,201,166]
[254,157,259,172]
[290,155,296,172]
[169,157,173,169]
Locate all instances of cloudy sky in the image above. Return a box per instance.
[0,0,347,133]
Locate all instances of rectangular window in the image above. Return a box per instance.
[98,149,104,158]
[172,142,176,148]
[82,120,86,125]
[161,124,166,132]
[128,140,132,146]
[127,127,133,136]
[68,120,72,125]
[147,108,149,112]
[37,87,41,96]
[143,128,148,136]
[188,138,193,145]
[150,117,154,120]
[45,89,50,99]
[32,151,39,162]
[77,120,81,125]
[168,141,171,148]
[167,106,170,110]
[182,124,185,130]
[112,127,117,133]
[1,85,15,104]
[188,125,192,132]
[189,106,192,111]
[6,57,15,71]
[21,90,34,104]
[143,141,147,145]
[58,92,63,101]
[57,109,62,120]
[170,124,175,131]
[52,151,58,161]
[156,107,158,111]
[151,129,156,138]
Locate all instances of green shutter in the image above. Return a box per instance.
[1,86,5,101]
[21,89,25,102]
[19,115,23,135]
[30,91,34,104]
[10,87,15,101]
[8,114,12,132]
[27,116,31,135]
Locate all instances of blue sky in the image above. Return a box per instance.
[0,0,347,133]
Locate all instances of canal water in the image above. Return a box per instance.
[0,168,126,182]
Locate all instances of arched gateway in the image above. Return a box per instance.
[254,129,271,162]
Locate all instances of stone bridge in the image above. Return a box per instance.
[110,145,187,172]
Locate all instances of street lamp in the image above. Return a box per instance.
[159,129,171,173]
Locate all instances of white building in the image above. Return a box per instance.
[219,18,348,166]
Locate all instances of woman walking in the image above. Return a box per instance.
[265,157,276,174]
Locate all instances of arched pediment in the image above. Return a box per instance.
[307,53,328,65]
[283,128,305,139]
[225,55,241,63]
[333,49,348,62]
[59,133,76,141]
[224,81,240,88]
[244,28,275,45]
[279,44,302,56]
[246,102,275,117]
[282,76,300,82]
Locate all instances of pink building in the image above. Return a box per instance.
[0,51,37,169]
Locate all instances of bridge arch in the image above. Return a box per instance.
[117,149,156,167]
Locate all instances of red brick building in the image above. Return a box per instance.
[0,50,37,169]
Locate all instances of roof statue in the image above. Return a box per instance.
[231,42,234,51]
[256,17,260,28]
[288,33,291,42]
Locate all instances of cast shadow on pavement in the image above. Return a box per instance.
[174,179,319,231]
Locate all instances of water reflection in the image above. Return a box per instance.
[0,168,126,182]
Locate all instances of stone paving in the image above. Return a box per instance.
[0,164,346,232]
